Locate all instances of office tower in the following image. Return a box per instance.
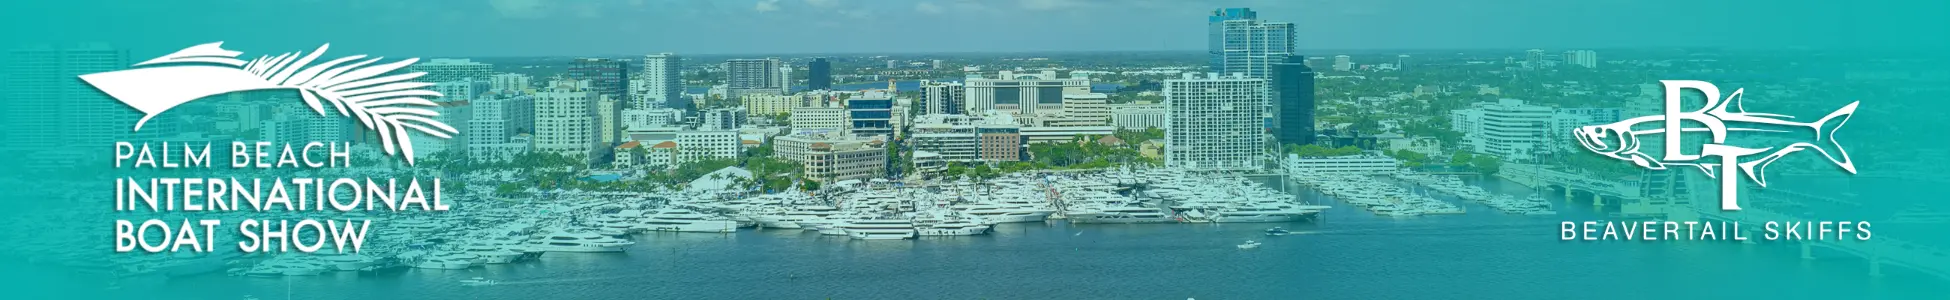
[964,71,1090,115]
[639,53,685,111]
[1332,55,1353,72]
[1270,56,1316,145]
[6,43,139,149]
[919,80,965,115]
[533,81,602,164]
[1564,50,1597,68]
[409,58,494,83]
[846,97,895,137]
[1449,99,1553,161]
[1524,49,1545,69]
[701,108,748,131]
[724,58,785,99]
[1207,8,1295,79]
[568,58,628,105]
[1397,54,1410,70]
[466,92,535,162]
[808,58,832,90]
[1165,73,1267,171]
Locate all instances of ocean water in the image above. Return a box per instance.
[84,181,1947,300]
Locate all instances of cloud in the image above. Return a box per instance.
[755,0,781,12]
[804,0,839,8]
[915,2,945,14]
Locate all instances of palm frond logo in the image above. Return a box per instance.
[79,42,457,165]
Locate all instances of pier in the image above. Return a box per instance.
[1497,164,1644,212]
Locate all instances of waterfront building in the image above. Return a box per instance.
[5,43,139,148]
[1027,93,1112,127]
[1208,7,1295,79]
[963,71,1090,115]
[909,113,1023,162]
[533,81,604,164]
[1450,98,1553,162]
[1285,154,1401,175]
[808,58,832,91]
[1165,72,1268,171]
[676,130,740,164]
[1270,56,1316,145]
[1019,126,1116,145]
[775,133,886,182]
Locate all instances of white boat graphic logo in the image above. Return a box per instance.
[1571,80,1858,211]
[79,42,457,165]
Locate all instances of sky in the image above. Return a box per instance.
[2,0,1946,57]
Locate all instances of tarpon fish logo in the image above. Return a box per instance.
[1572,80,1858,211]
[79,42,457,165]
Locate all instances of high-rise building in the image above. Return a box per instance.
[701,108,748,131]
[568,58,628,105]
[1207,8,1295,79]
[1396,54,1411,70]
[259,102,352,145]
[1165,73,1267,171]
[488,73,532,92]
[807,58,832,91]
[1270,56,1316,145]
[596,95,624,150]
[1450,98,1553,162]
[1524,49,1546,69]
[6,44,138,149]
[919,80,965,115]
[409,58,494,83]
[1332,55,1352,72]
[433,78,491,102]
[964,71,1090,115]
[885,60,898,69]
[790,107,849,134]
[1564,50,1598,68]
[846,97,895,137]
[533,81,603,164]
[675,130,739,164]
[725,58,786,99]
[466,92,535,162]
[742,94,798,117]
[640,53,686,112]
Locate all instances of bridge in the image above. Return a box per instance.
[1498,164,1641,208]
[1695,207,1950,281]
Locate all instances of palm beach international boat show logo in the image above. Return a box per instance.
[1571,80,1859,211]
[79,42,456,165]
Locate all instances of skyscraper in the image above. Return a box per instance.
[568,58,628,104]
[1524,49,1546,69]
[533,81,602,165]
[1165,73,1268,171]
[1564,50,1598,68]
[640,53,685,112]
[6,43,138,149]
[1208,8,1295,79]
[808,58,832,91]
[1270,56,1316,145]
[724,58,785,99]
[919,80,965,115]
[1332,55,1352,72]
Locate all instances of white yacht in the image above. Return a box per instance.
[410,252,479,270]
[318,253,379,271]
[458,243,526,264]
[955,205,1055,223]
[914,219,992,236]
[1211,205,1311,223]
[525,231,635,252]
[841,219,917,240]
[1069,206,1175,224]
[641,208,739,233]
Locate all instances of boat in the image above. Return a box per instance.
[640,208,739,233]
[524,231,634,252]
[1264,227,1290,236]
[409,252,478,270]
[1237,240,1261,250]
[841,219,917,240]
[914,219,992,236]
[1067,206,1175,224]
[460,277,498,286]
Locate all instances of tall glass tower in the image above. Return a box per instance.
[1207,8,1295,79]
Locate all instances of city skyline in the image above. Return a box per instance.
[4,0,1943,57]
